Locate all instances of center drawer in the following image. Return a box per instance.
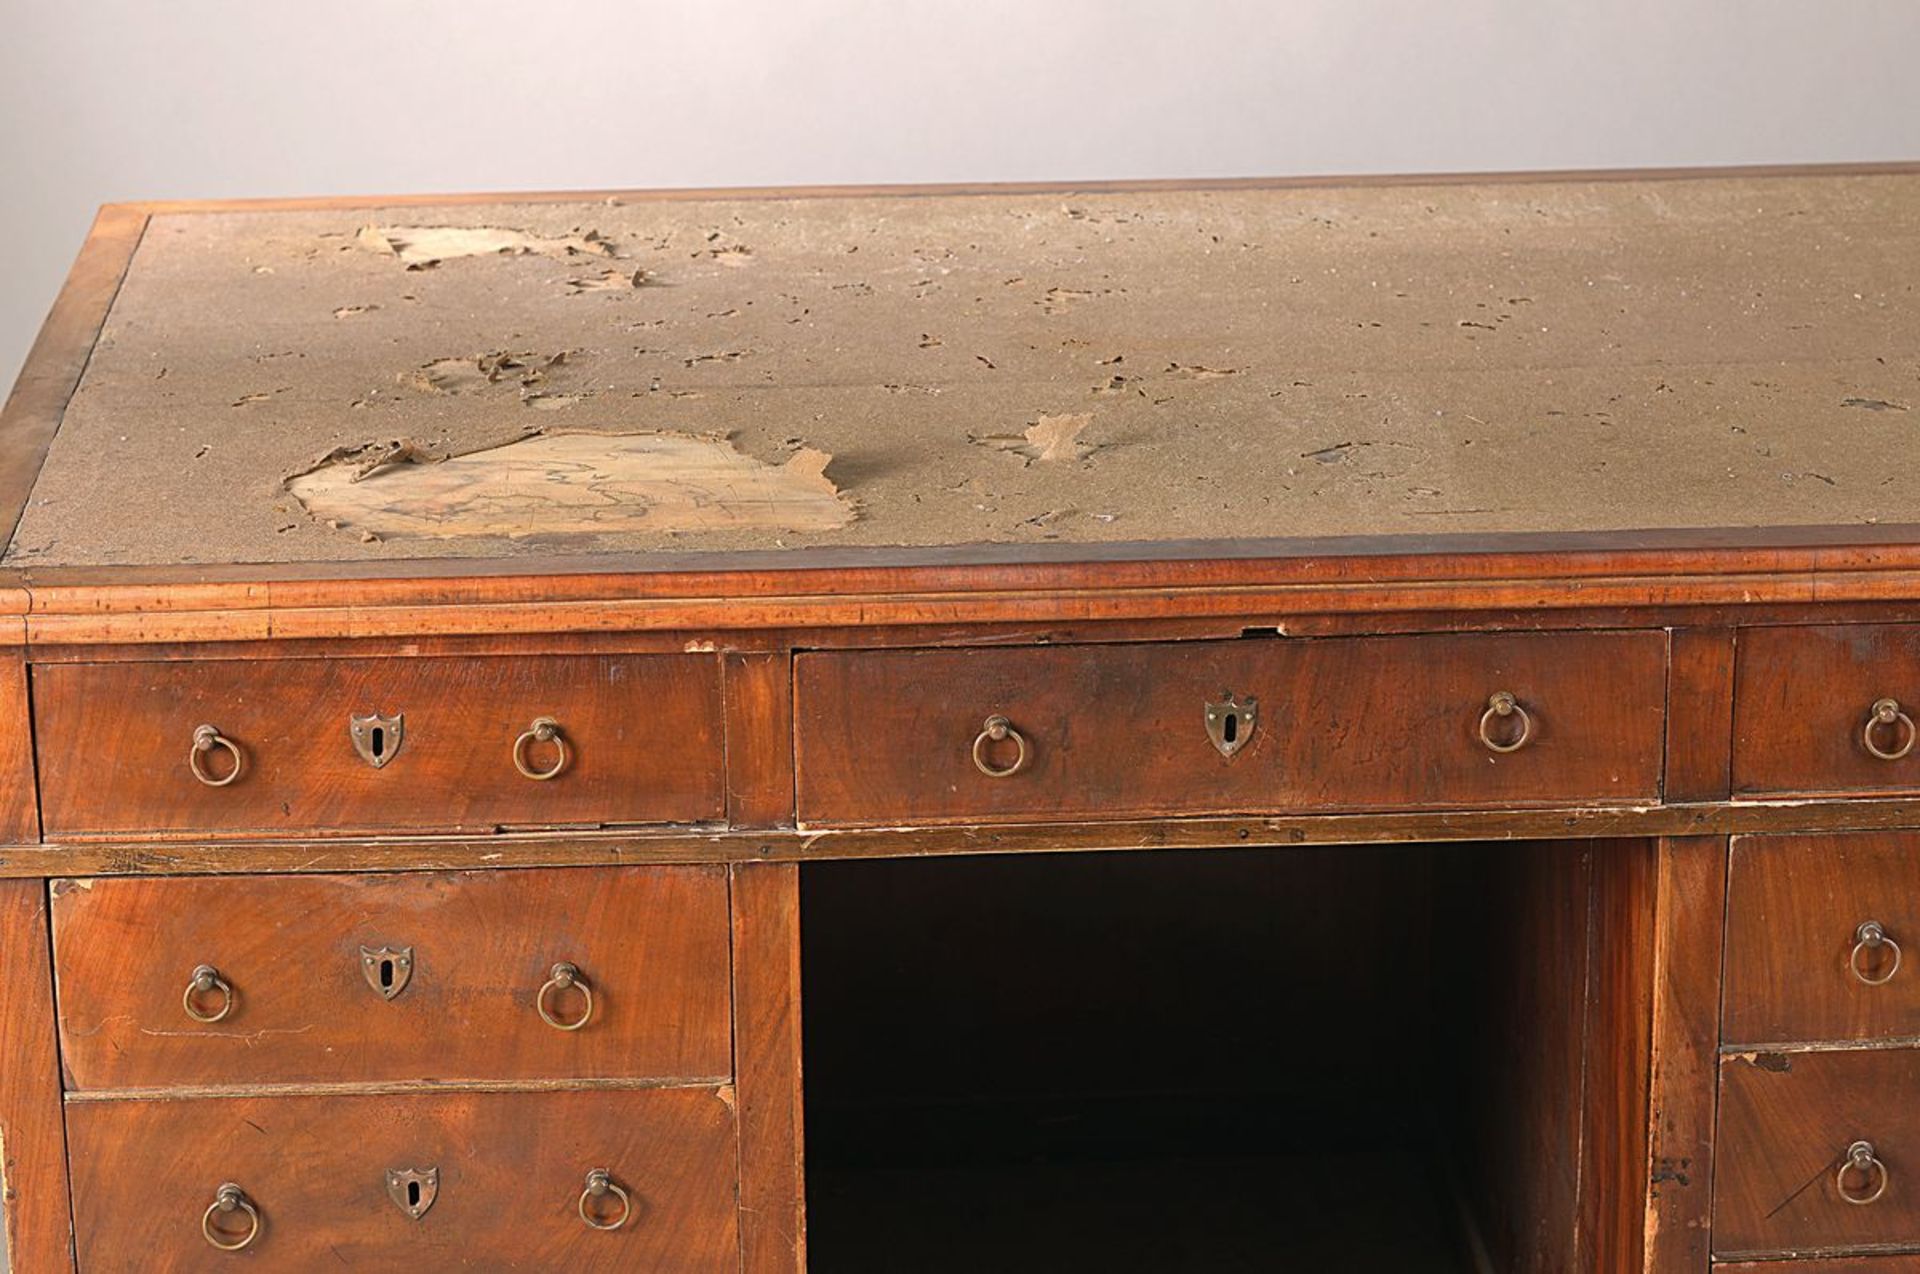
[66,1085,740,1271]
[51,866,732,1091]
[795,631,1668,825]
[33,653,725,836]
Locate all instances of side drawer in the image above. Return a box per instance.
[795,631,1668,825]
[1735,625,1920,797]
[34,654,725,835]
[1725,833,1920,1047]
[1717,1048,1920,1259]
[52,866,732,1090]
[66,1086,739,1271]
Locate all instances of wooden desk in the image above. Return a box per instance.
[5,163,1920,1270]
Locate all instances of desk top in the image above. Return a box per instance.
[8,166,1920,573]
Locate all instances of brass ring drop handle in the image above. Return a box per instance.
[1478,691,1534,754]
[1838,1140,1891,1206]
[1852,921,1904,987]
[202,1182,261,1251]
[972,715,1028,778]
[537,961,594,1031]
[513,716,570,781]
[578,1168,633,1231]
[1865,698,1917,762]
[189,724,244,787]
[183,964,235,1023]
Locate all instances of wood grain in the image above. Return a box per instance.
[797,631,1668,824]
[34,653,724,835]
[1735,625,1920,797]
[20,794,1920,879]
[1717,1259,1920,1272]
[52,866,732,1090]
[732,863,805,1274]
[1724,832,1920,1047]
[1716,1047,1920,1259]
[25,548,1920,647]
[724,652,795,829]
[0,652,37,844]
[1643,836,1728,1274]
[1583,838,1658,1274]
[1451,840,1592,1273]
[0,880,73,1271]
[65,1085,740,1271]
[1667,630,1736,803]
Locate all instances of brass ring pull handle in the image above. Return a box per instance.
[189,724,245,787]
[1865,698,1917,762]
[971,715,1029,778]
[512,716,570,781]
[1478,691,1534,754]
[537,961,594,1031]
[1852,921,1904,987]
[202,1182,261,1251]
[183,964,235,1023]
[1838,1140,1891,1206]
[578,1168,633,1231]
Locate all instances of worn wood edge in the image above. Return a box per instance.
[1715,1241,1920,1264]
[21,561,1920,647]
[106,159,1920,218]
[0,880,74,1270]
[1718,1034,1920,1055]
[732,863,805,1274]
[15,797,1920,877]
[19,521,1920,601]
[0,205,145,558]
[1640,836,1728,1274]
[63,1076,733,1104]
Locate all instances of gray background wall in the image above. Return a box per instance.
[6,2,1920,393]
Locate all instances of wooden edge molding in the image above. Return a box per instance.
[0,204,146,555]
[11,797,1920,879]
[17,554,1920,647]
[111,158,1920,218]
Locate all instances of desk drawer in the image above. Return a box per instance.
[795,631,1667,825]
[34,654,724,835]
[66,1085,739,1271]
[52,866,732,1091]
[1717,1048,1920,1258]
[1735,625,1920,797]
[1725,833,1920,1047]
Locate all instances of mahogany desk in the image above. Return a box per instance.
[3,164,1920,1271]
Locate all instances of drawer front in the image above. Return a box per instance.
[1735,625,1920,796]
[1718,1261,1920,1272]
[796,632,1667,824]
[52,866,732,1090]
[1725,833,1920,1047]
[66,1086,739,1271]
[1717,1049,1920,1258]
[34,654,724,835]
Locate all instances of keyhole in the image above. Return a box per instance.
[407,1179,421,1209]
[379,958,395,989]
[370,727,386,760]
[1222,713,1238,744]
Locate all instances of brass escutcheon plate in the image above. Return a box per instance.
[1204,693,1258,759]
[385,1166,438,1219]
[349,712,405,769]
[360,945,414,1001]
